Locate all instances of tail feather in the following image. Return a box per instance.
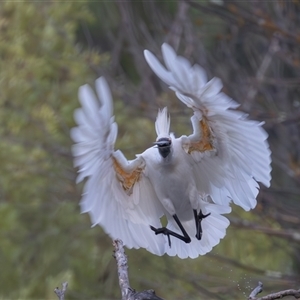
[165,201,231,259]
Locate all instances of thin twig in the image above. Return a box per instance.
[229,217,300,243]
[54,282,68,300]
[166,1,189,51]
[244,35,279,111]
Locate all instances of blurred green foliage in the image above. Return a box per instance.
[0,1,298,300]
[0,1,112,299]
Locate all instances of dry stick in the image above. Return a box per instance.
[54,282,68,300]
[113,239,164,300]
[249,281,263,299]
[230,216,300,243]
[166,1,189,51]
[244,35,280,111]
[249,282,300,300]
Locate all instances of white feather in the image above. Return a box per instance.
[155,107,170,139]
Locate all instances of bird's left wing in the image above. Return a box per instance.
[71,77,165,255]
[144,44,271,211]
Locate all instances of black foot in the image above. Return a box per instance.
[150,214,191,248]
[150,225,172,247]
[194,209,211,240]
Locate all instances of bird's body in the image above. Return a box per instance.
[71,43,271,258]
[143,136,193,220]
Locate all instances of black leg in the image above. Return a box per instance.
[150,214,191,247]
[193,209,211,240]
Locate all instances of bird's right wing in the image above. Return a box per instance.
[71,77,165,255]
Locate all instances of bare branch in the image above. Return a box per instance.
[113,239,164,300]
[244,35,280,111]
[185,0,300,43]
[54,282,68,300]
[166,1,189,51]
[249,282,300,300]
[249,281,263,299]
[230,217,300,243]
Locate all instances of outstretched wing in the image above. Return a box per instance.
[71,77,165,255]
[144,44,271,211]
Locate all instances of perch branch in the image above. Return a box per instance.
[113,239,164,300]
[249,281,263,299]
[54,282,68,300]
[249,281,300,300]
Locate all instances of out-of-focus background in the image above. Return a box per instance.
[0,1,299,299]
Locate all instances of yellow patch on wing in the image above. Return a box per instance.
[188,118,214,154]
[113,158,144,195]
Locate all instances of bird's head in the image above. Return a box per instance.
[154,137,172,158]
[154,107,172,158]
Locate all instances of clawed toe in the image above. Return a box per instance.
[198,210,211,219]
[194,209,211,240]
[150,225,172,247]
[150,215,191,248]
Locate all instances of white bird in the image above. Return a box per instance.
[71,43,271,259]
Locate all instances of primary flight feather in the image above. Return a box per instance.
[71,44,271,259]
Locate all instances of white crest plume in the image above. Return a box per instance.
[155,107,170,140]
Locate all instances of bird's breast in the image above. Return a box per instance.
[148,155,193,215]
